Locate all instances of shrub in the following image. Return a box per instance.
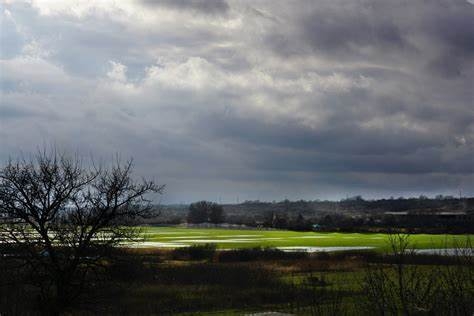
[217,247,307,262]
[171,244,217,261]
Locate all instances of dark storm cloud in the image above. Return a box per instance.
[198,109,474,175]
[1,0,473,202]
[424,4,474,77]
[263,2,411,61]
[265,1,474,77]
[202,112,440,155]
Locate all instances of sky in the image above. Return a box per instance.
[0,0,473,203]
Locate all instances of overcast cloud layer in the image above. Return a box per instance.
[1,0,473,202]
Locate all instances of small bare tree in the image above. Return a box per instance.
[435,237,474,315]
[362,234,446,315]
[0,150,163,312]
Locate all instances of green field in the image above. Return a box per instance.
[137,226,472,252]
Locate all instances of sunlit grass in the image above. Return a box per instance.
[137,226,472,251]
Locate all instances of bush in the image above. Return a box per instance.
[217,247,307,262]
[152,263,281,288]
[171,244,217,261]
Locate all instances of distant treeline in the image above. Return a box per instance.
[224,195,474,215]
[147,196,474,233]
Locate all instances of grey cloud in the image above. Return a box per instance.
[1,0,473,202]
[5,3,225,78]
[0,104,32,119]
[140,0,230,16]
[263,1,411,61]
[426,3,474,56]
[197,111,473,175]
[264,1,474,78]
[201,113,438,155]
[424,7,474,78]
[0,10,25,58]
[302,6,406,55]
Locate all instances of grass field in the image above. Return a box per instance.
[137,226,472,252]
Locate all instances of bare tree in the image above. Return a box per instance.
[362,233,459,315]
[435,237,474,315]
[0,150,163,312]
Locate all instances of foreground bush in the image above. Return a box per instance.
[171,243,217,261]
[217,247,308,262]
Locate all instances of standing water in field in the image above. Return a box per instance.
[276,246,374,253]
[412,248,474,256]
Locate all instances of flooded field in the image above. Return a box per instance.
[133,226,473,253]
